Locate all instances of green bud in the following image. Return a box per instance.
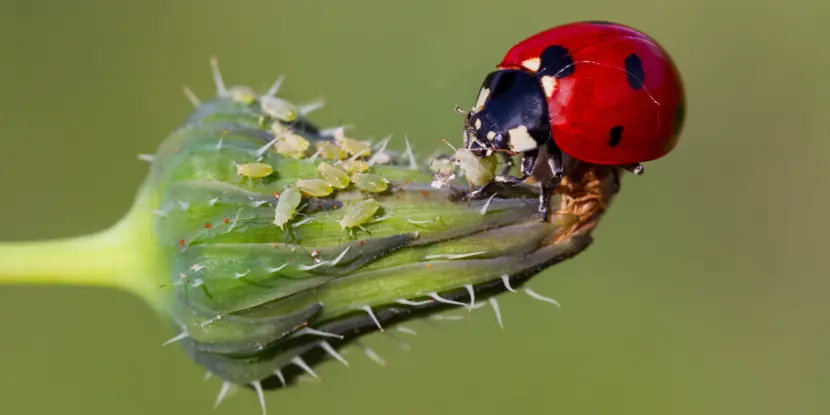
[145,82,622,396]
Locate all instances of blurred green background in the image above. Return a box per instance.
[1,0,828,414]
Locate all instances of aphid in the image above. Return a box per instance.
[275,132,310,159]
[315,141,348,160]
[260,96,299,123]
[338,198,380,230]
[318,163,351,189]
[339,159,369,174]
[226,86,258,104]
[296,178,334,197]
[440,140,497,187]
[429,157,454,174]
[273,187,302,229]
[368,151,393,165]
[235,162,274,179]
[429,157,456,189]
[351,173,389,193]
[333,127,372,158]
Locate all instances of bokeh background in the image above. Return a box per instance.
[1,0,828,414]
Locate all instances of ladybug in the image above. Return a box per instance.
[459,20,685,221]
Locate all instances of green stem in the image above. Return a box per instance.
[0,226,130,288]
[0,182,166,308]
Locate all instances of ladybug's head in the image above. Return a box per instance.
[462,69,551,157]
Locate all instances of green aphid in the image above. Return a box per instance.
[317,162,351,189]
[273,187,302,229]
[453,149,497,186]
[429,157,454,174]
[296,178,334,197]
[315,141,348,160]
[441,140,497,187]
[226,86,258,104]
[339,158,369,173]
[333,127,372,157]
[338,198,380,230]
[275,132,310,159]
[350,172,389,193]
[260,96,298,122]
[235,162,274,179]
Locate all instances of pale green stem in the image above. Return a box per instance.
[0,226,131,288]
[0,182,166,308]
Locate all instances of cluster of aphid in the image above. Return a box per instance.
[199,56,410,236]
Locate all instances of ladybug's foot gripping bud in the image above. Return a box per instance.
[619,163,644,175]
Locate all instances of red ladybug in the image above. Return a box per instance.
[460,20,685,221]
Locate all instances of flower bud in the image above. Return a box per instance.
[137,62,621,409]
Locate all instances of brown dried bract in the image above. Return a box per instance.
[551,162,621,241]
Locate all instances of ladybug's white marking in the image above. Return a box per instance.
[486,131,496,141]
[521,57,541,72]
[540,75,557,97]
[507,125,538,152]
[474,118,482,130]
[475,87,490,111]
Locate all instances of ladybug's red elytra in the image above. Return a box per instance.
[459,20,685,221]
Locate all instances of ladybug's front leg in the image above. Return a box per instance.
[493,149,537,186]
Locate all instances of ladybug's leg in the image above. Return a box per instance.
[493,149,537,186]
[544,140,565,182]
[464,182,493,200]
[499,152,514,176]
[535,141,566,222]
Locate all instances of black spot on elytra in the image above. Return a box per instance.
[538,45,575,78]
[673,101,685,135]
[608,125,623,147]
[624,54,645,90]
